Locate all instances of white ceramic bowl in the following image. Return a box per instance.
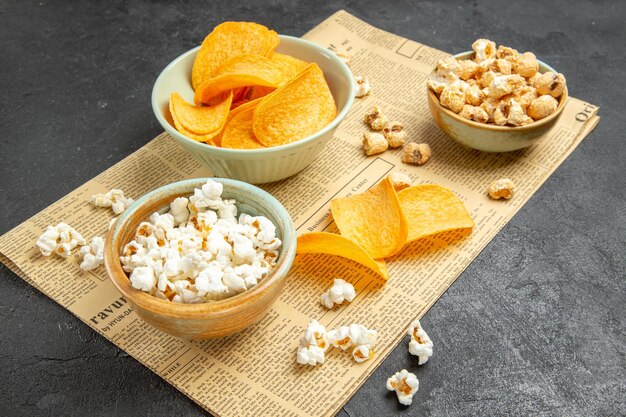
[152,35,355,184]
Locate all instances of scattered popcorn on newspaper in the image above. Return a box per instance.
[79,236,104,271]
[320,278,356,309]
[36,223,86,257]
[296,320,329,366]
[90,189,134,214]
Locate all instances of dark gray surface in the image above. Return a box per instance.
[1,0,624,415]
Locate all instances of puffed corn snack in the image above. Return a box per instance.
[408,320,433,365]
[354,75,371,98]
[387,369,419,406]
[363,106,388,131]
[90,189,134,214]
[402,143,431,166]
[296,321,377,365]
[428,39,566,126]
[362,131,388,156]
[80,236,105,271]
[327,323,378,363]
[488,178,516,200]
[388,172,412,192]
[36,222,86,257]
[297,320,329,366]
[320,278,356,309]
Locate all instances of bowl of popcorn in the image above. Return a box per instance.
[152,22,354,184]
[103,178,296,339]
[427,39,568,152]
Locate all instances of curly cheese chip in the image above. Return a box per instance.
[191,22,278,90]
[330,177,408,259]
[297,232,389,280]
[194,54,286,105]
[169,92,232,144]
[253,63,336,147]
[397,184,475,242]
[271,53,309,80]
[221,106,265,149]
[245,54,308,100]
[169,92,232,134]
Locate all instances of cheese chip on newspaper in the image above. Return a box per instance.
[221,106,265,149]
[191,22,278,89]
[397,184,475,242]
[194,54,286,105]
[297,233,389,280]
[330,177,408,259]
[253,63,336,147]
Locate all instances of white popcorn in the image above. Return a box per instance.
[327,323,377,355]
[223,267,248,293]
[320,278,356,309]
[195,263,229,299]
[296,320,329,366]
[352,344,373,363]
[387,369,419,406]
[297,345,326,366]
[169,197,190,225]
[408,320,433,365]
[79,236,105,271]
[202,180,223,200]
[217,199,238,221]
[232,234,256,265]
[327,325,352,350]
[36,222,86,257]
[190,179,223,210]
[129,266,156,292]
[354,75,371,98]
[118,179,281,304]
[90,189,133,214]
[149,212,175,231]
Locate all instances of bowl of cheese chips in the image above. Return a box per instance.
[152,22,354,184]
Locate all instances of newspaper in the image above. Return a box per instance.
[0,10,599,417]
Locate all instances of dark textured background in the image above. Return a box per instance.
[1,0,624,416]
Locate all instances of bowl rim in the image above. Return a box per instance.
[104,178,297,319]
[427,50,568,132]
[152,34,355,154]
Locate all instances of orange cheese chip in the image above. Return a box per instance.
[330,177,408,259]
[253,63,336,147]
[271,53,309,79]
[226,97,263,122]
[194,54,286,105]
[191,22,278,90]
[397,185,475,242]
[247,86,276,101]
[245,55,307,100]
[169,92,232,134]
[221,106,265,149]
[297,232,389,279]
